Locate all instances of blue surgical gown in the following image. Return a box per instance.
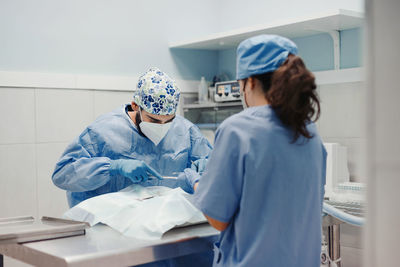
[52,104,212,207]
[52,104,214,267]
[193,105,327,267]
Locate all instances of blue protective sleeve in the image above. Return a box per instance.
[188,125,212,168]
[52,129,113,192]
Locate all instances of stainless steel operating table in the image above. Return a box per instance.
[0,223,219,267]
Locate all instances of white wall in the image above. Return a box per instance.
[0,0,364,79]
[0,0,366,83]
[217,0,364,32]
[317,81,366,267]
[0,87,133,217]
[318,81,367,182]
[0,87,134,267]
[365,0,400,266]
[0,0,219,79]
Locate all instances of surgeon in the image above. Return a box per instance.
[52,67,213,266]
[179,35,327,266]
[52,67,211,206]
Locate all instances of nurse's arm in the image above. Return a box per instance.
[204,214,229,231]
[194,182,230,231]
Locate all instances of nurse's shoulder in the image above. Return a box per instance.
[217,106,275,132]
[214,107,257,138]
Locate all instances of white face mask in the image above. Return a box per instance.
[240,80,249,109]
[139,110,173,146]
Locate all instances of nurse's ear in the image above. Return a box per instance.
[248,77,265,95]
[247,77,257,91]
[131,101,139,111]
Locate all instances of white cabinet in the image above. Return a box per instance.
[170,9,364,81]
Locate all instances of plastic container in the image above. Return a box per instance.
[198,77,208,103]
[208,86,215,102]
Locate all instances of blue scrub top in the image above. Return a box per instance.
[52,104,212,207]
[193,105,326,267]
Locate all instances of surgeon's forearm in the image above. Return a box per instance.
[52,157,112,192]
[193,182,230,231]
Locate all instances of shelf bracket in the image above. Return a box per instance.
[329,30,341,70]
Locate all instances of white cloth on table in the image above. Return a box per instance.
[63,185,206,240]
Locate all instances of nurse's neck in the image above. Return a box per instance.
[246,79,270,107]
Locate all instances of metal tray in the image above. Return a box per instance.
[0,216,88,244]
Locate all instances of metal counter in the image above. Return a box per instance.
[0,223,219,267]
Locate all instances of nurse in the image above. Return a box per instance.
[180,35,327,266]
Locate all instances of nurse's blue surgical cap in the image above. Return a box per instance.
[236,34,298,80]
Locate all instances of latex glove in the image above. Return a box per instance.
[177,168,201,194]
[190,159,208,174]
[109,159,163,183]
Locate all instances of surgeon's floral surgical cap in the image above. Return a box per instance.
[133,67,180,115]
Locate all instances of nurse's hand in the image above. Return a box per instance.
[109,159,163,183]
[177,168,201,194]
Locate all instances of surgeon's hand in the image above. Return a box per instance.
[190,159,208,174]
[109,159,163,183]
[177,168,201,194]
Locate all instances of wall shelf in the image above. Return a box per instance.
[169,9,363,50]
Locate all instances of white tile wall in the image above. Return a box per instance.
[3,257,32,267]
[374,168,400,263]
[317,82,366,267]
[0,88,35,144]
[94,90,133,118]
[341,247,363,267]
[318,82,366,138]
[374,80,400,164]
[322,137,367,182]
[35,89,94,143]
[0,144,37,218]
[343,138,367,182]
[318,82,367,182]
[36,143,70,217]
[0,88,139,222]
[341,224,363,249]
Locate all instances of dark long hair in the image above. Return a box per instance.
[253,54,320,142]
